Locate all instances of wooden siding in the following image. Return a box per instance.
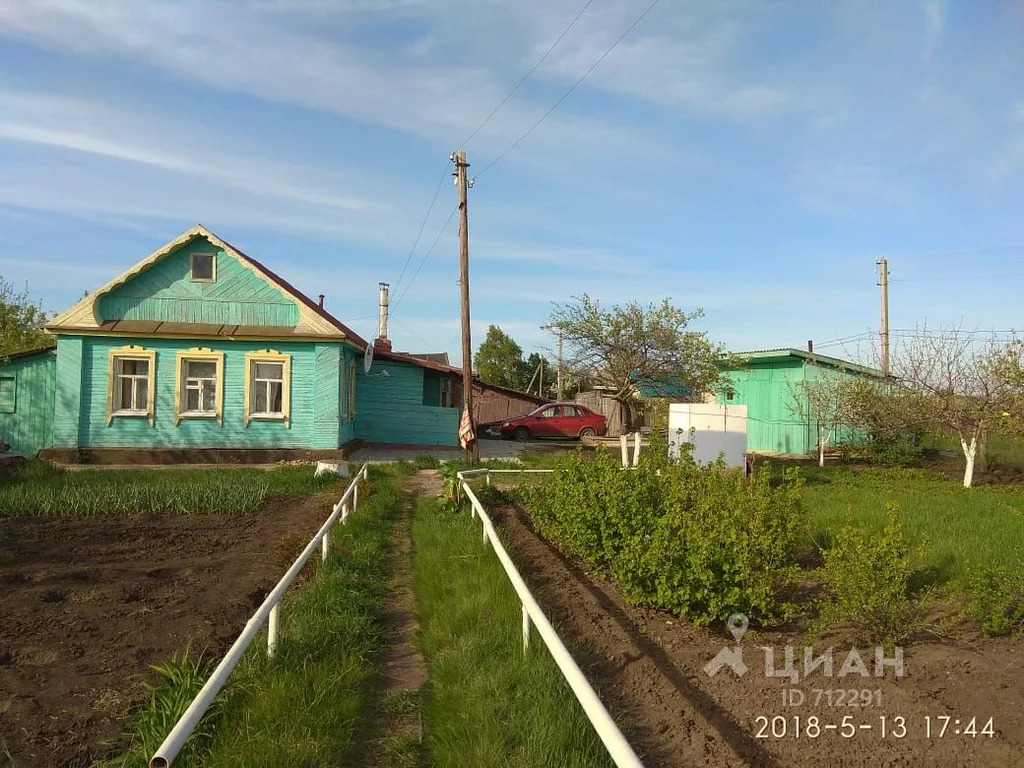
[54,337,84,448]
[474,384,543,424]
[354,360,459,446]
[98,238,300,327]
[0,351,56,454]
[56,336,346,449]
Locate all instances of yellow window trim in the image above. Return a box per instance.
[107,345,156,427]
[174,348,225,426]
[244,349,291,427]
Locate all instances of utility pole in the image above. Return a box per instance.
[539,357,544,399]
[556,331,564,401]
[454,150,478,462]
[877,258,890,377]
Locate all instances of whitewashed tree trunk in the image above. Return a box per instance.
[819,427,833,468]
[960,436,978,488]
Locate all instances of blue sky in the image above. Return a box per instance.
[1,0,1023,366]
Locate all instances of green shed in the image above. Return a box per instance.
[715,348,884,455]
[0,346,56,456]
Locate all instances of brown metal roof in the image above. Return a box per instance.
[217,234,369,349]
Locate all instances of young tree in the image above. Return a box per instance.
[787,365,857,467]
[886,329,1023,488]
[548,295,724,430]
[0,277,49,356]
[474,325,528,389]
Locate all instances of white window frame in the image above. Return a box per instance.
[175,348,224,425]
[107,345,156,426]
[244,350,291,426]
[190,251,217,283]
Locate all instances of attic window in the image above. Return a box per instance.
[190,252,215,282]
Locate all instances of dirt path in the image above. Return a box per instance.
[491,500,1024,768]
[360,471,439,767]
[0,491,338,767]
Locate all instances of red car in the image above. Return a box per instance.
[499,403,607,441]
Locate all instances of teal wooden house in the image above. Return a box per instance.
[715,348,885,455]
[4,226,465,461]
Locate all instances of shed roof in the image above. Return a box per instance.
[725,348,886,378]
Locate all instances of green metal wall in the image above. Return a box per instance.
[99,238,300,326]
[717,357,865,455]
[53,336,349,449]
[0,351,56,455]
[354,360,459,446]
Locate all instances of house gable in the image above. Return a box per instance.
[98,238,299,327]
[47,225,364,343]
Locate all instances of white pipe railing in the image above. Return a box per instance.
[456,468,643,768]
[150,464,369,768]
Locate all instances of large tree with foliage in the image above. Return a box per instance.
[474,325,529,389]
[548,295,724,429]
[0,277,49,356]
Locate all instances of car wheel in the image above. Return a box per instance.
[579,427,597,439]
[513,426,530,441]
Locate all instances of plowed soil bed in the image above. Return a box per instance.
[0,493,332,767]
[492,501,1024,768]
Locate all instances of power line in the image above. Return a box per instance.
[475,0,664,178]
[393,160,452,297]
[457,0,595,150]
[391,204,459,312]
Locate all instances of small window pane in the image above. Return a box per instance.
[201,383,216,412]
[186,388,200,412]
[187,361,216,378]
[254,384,268,413]
[255,362,283,380]
[120,359,148,376]
[269,382,283,412]
[135,382,148,410]
[191,253,214,280]
[119,378,134,410]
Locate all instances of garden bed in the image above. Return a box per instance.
[492,499,1024,767]
[0,491,334,766]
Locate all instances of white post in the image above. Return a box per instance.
[353,483,359,511]
[620,434,628,468]
[632,432,641,467]
[341,502,349,524]
[482,522,489,545]
[486,472,492,487]
[522,603,531,653]
[267,603,280,658]
[321,531,329,562]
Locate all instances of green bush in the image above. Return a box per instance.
[641,464,801,626]
[839,433,925,467]
[966,566,1024,637]
[817,504,920,645]
[523,447,802,626]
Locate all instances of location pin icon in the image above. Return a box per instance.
[727,613,749,643]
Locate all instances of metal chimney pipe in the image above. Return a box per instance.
[318,294,325,308]
[807,339,814,353]
[378,282,389,341]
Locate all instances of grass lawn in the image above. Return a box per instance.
[411,494,613,768]
[105,465,400,767]
[0,460,342,516]
[800,465,1024,588]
